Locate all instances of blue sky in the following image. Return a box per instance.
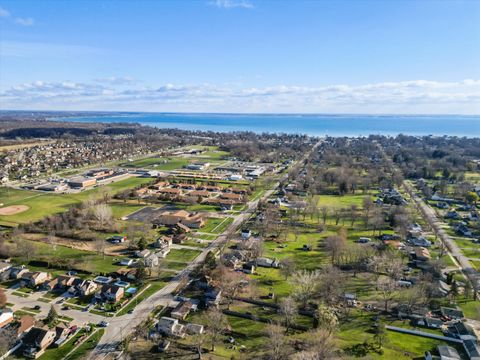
[1,0,479,113]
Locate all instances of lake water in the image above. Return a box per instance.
[56,113,480,137]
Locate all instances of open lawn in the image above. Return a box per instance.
[315,194,370,209]
[201,216,233,234]
[66,329,105,360]
[338,312,456,359]
[14,239,126,274]
[167,249,201,262]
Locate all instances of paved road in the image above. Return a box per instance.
[88,139,322,359]
[88,188,276,359]
[403,181,478,281]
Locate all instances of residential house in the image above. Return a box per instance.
[436,202,450,209]
[221,193,243,202]
[455,224,473,238]
[9,266,29,280]
[408,236,431,247]
[154,236,173,249]
[44,275,76,292]
[119,258,135,267]
[170,301,193,320]
[186,323,204,335]
[158,188,181,196]
[446,322,477,341]
[416,317,444,329]
[205,288,222,307]
[445,211,461,220]
[156,317,185,338]
[440,307,464,321]
[99,284,124,302]
[242,262,255,274]
[257,257,280,268]
[0,309,14,328]
[181,213,205,229]
[0,261,11,274]
[135,249,151,259]
[114,268,137,282]
[144,253,160,268]
[22,327,56,358]
[155,210,205,228]
[21,272,50,288]
[463,340,480,360]
[53,326,70,347]
[76,280,98,297]
[414,247,431,262]
[13,315,35,338]
[437,345,461,360]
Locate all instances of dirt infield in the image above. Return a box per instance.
[0,205,29,215]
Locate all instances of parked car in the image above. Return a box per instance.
[98,321,109,327]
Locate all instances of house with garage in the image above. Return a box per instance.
[156,317,185,338]
[22,327,56,358]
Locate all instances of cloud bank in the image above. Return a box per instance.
[1,79,479,114]
[208,0,254,9]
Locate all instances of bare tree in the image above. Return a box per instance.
[290,270,320,308]
[265,324,290,360]
[279,257,296,280]
[92,203,113,228]
[376,277,398,312]
[279,296,298,334]
[324,235,346,265]
[211,266,245,309]
[95,238,106,260]
[321,207,328,225]
[291,329,336,360]
[204,307,228,352]
[314,302,338,334]
[191,332,206,359]
[317,265,345,306]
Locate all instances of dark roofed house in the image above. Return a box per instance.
[22,327,56,358]
[437,345,461,360]
[463,339,480,360]
[440,307,464,321]
[170,301,193,320]
[419,317,444,329]
[447,321,477,341]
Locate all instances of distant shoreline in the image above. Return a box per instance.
[50,113,480,138]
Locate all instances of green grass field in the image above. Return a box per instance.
[0,177,152,225]
[316,194,370,209]
[167,248,201,262]
[200,216,233,234]
[14,239,126,274]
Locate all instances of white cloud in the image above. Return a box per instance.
[208,0,254,9]
[94,76,137,85]
[0,6,34,26]
[1,79,479,114]
[0,6,10,17]
[14,17,34,26]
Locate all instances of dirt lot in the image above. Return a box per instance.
[0,205,29,215]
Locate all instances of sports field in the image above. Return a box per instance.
[0,177,153,226]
